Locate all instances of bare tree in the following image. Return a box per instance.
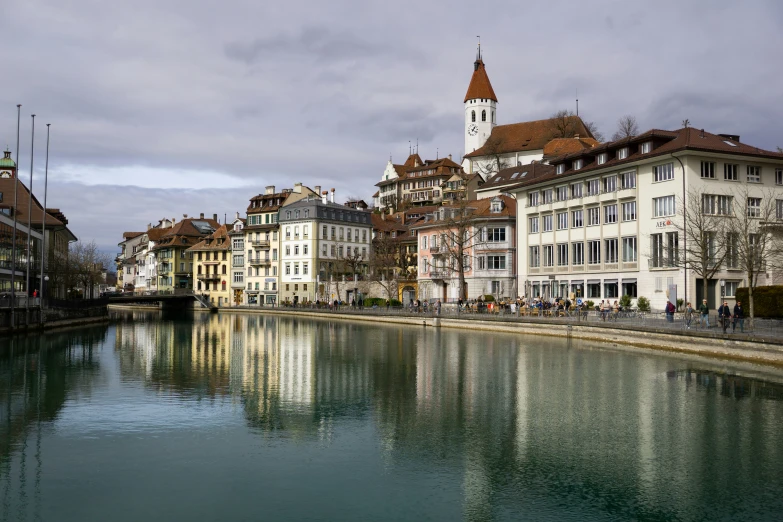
[727,186,779,324]
[549,109,580,138]
[428,197,487,300]
[584,121,604,142]
[682,119,691,128]
[70,240,111,299]
[474,134,510,179]
[369,232,403,302]
[659,189,731,303]
[777,146,783,153]
[611,115,639,141]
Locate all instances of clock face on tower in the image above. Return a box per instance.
[467,124,479,136]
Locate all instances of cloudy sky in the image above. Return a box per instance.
[2,0,782,255]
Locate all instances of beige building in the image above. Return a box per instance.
[189,224,232,306]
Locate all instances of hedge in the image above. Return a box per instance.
[363,297,402,307]
[734,286,783,318]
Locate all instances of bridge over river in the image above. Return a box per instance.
[108,291,215,311]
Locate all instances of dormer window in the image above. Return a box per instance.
[617,147,629,160]
[556,164,566,175]
[597,153,608,165]
[640,142,652,154]
[573,159,583,170]
[490,199,502,213]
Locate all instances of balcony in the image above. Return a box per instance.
[429,245,442,254]
[197,273,221,282]
[249,258,272,267]
[251,239,270,248]
[429,270,447,280]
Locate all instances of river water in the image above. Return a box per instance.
[1,311,783,521]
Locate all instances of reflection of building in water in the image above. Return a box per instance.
[115,311,173,380]
[278,318,314,407]
[232,314,282,427]
[0,327,106,512]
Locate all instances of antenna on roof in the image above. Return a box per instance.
[409,140,411,155]
[416,139,419,154]
[436,147,438,159]
[575,89,579,116]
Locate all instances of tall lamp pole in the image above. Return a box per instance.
[25,114,36,321]
[11,104,21,326]
[39,124,50,310]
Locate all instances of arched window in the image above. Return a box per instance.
[471,110,476,122]
[481,110,486,122]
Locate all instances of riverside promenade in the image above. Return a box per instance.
[213,305,783,367]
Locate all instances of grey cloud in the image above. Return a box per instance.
[224,26,387,65]
[2,0,782,251]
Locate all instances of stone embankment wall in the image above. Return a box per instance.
[220,308,783,367]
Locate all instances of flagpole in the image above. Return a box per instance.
[25,114,35,320]
[39,124,50,310]
[11,104,21,327]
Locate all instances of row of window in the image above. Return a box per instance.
[245,281,278,291]
[528,280,638,300]
[528,172,637,206]
[555,142,654,174]
[701,162,783,184]
[469,109,495,123]
[420,227,507,249]
[420,254,508,274]
[247,213,278,226]
[284,262,310,276]
[529,202,638,232]
[320,244,367,259]
[529,237,638,267]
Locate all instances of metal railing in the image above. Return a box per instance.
[251,305,783,342]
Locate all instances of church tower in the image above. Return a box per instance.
[464,44,497,155]
[0,150,16,179]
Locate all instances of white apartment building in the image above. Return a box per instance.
[279,191,373,304]
[244,184,318,305]
[510,127,783,309]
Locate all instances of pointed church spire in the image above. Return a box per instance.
[464,44,498,103]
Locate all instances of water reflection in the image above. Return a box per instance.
[1,312,782,521]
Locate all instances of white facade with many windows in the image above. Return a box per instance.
[511,128,783,310]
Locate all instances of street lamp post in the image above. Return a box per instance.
[39,124,50,313]
[25,114,36,324]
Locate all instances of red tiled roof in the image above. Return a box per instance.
[464,116,593,158]
[543,137,599,157]
[464,59,497,103]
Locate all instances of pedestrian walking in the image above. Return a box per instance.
[732,301,745,333]
[698,299,710,328]
[718,301,731,333]
[684,302,694,329]
[599,300,608,321]
[436,299,442,316]
[665,300,675,323]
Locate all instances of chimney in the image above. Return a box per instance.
[330,188,335,203]
[147,223,152,230]
[381,211,385,221]
[235,211,240,220]
[400,212,405,225]
[265,185,275,195]
[200,213,204,219]
[294,182,302,194]
[448,154,452,160]
[213,213,218,222]
[314,185,321,196]
[322,191,328,204]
